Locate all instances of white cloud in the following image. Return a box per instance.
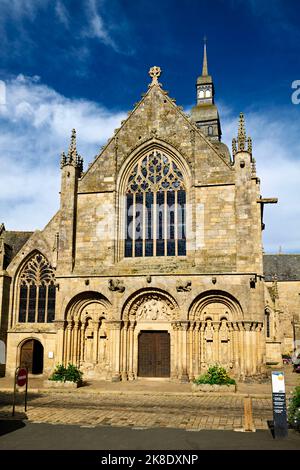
[0,0,47,20]
[1,74,299,254]
[221,105,300,253]
[55,0,70,29]
[0,75,125,230]
[82,0,118,50]
[0,0,121,57]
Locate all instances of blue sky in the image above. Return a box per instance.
[0,0,300,253]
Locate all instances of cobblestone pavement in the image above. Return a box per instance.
[0,392,272,431]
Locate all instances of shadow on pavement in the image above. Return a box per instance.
[0,420,26,437]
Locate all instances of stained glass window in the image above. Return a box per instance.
[125,150,186,257]
[18,253,56,323]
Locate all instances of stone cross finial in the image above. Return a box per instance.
[149,66,162,86]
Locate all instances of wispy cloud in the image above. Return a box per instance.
[55,0,70,29]
[1,74,299,254]
[0,75,125,230]
[82,0,118,51]
[0,0,126,61]
[221,104,300,253]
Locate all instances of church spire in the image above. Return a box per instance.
[202,37,208,76]
[191,40,222,142]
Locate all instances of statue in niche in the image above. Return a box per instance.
[84,318,94,364]
[219,319,230,366]
[204,319,214,341]
[204,319,214,364]
[219,319,229,341]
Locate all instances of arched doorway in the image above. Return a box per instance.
[20,339,44,374]
[138,331,170,377]
[122,289,178,380]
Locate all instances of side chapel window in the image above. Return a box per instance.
[265,310,271,338]
[125,150,186,258]
[18,253,56,323]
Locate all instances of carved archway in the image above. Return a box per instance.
[122,288,179,321]
[188,291,243,371]
[188,290,243,321]
[63,292,111,373]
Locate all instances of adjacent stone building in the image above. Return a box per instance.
[0,46,299,381]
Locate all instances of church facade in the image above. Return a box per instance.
[0,47,299,381]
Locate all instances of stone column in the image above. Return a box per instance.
[251,322,258,375]
[232,323,240,371]
[256,323,264,370]
[72,321,79,365]
[244,321,252,376]
[54,320,65,365]
[121,321,129,381]
[93,320,99,365]
[228,323,234,368]
[189,322,195,381]
[176,321,181,378]
[128,320,136,381]
[171,322,178,379]
[214,322,219,363]
[108,321,121,382]
[200,322,205,371]
[79,322,85,365]
[180,321,189,382]
[237,322,245,377]
[194,321,200,378]
[66,322,73,365]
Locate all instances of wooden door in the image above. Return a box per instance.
[20,339,44,374]
[20,340,34,373]
[138,331,170,377]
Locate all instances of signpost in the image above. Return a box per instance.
[12,366,28,416]
[271,371,288,439]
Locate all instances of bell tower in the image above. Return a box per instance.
[191,38,221,142]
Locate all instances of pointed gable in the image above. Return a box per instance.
[79,69,233,193]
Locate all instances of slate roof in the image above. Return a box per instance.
[2,231,33,268]
[263,254,300,281]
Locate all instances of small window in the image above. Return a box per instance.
[265,311,271,338]
[208,126,213,136]
[198,90,204,99]
[205,89,211,98]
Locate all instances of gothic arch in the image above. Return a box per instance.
[117,139,192,195]
[122,288,179,321]
[15,250,53,279]
[117,140,192,260]
[188,290,243,321]
[65,291,112,322]
[16,251,56,324]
